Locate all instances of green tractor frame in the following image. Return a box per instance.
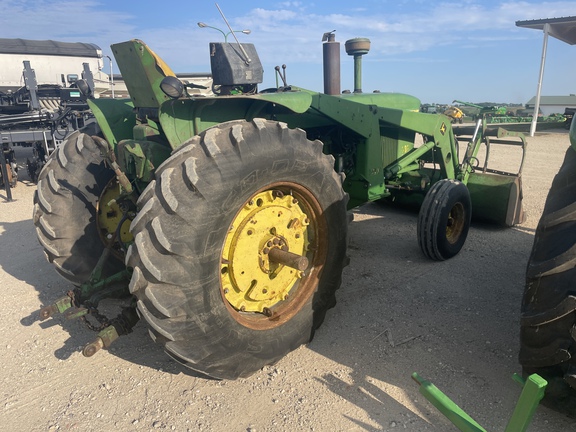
[36,32,525,379]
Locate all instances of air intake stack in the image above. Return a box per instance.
[345,38,370,93]
[322,31,340,95]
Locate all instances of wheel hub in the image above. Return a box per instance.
[221,189,311,313]
[96,178,134,259]
[446,202,465,244]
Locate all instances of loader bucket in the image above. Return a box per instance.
[467,172,525,226]
[455,125,527,226]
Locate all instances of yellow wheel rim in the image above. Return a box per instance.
[96,177,133,259]
[446,202,465,245]
[221,183,326,330]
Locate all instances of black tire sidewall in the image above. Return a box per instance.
[435,182,471,258]
[131,120,348,378]
[419,180,471,260]
[34,132,122,284]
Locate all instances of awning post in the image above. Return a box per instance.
[530,23,550,137]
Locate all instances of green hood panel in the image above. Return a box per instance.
[245,91,313,113]
[158,91,313,149]
[338,92,421,111]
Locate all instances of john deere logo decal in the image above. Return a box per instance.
[440,122,447,135]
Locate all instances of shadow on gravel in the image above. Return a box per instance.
[307,201,543,430]
[0,195,205,380]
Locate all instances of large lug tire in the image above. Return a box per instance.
[417,179,471,260]
[33,132,125,285]
[520,147,576,415]
[127,119,349,379]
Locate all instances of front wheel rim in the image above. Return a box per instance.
[446,202,466,244]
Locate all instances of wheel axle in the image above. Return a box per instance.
[268,248,309,271]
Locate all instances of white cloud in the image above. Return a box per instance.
[3,0,575,66]
[0,0,136,42]
[1,0,574,100]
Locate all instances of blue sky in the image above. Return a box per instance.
[1,0,575,104]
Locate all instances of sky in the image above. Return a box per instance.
[1,0,575,104]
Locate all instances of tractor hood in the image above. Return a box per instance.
[157,91,313,149]
[240,91,312,114]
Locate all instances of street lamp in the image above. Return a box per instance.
[197,22,251,43]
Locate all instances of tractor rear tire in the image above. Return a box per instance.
[520,146,576,416]
[33,132,124,285]
[418,179,471,260]
[127,119,349,379]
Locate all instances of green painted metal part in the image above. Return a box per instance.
[467,173,524,226]
[458,126,526,226]
[412,372,487,432]
[157,91,313,150]
[506,374,548,432]
[88,98,136,150]
[412,372,547,432]
[306,92,457,207]
[111,39,176,108]
[117,139,172,187]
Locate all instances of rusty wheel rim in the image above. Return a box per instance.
[220,182,327,330]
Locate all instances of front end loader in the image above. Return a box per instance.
[35,31,526,379]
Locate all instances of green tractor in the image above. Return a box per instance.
[35,32,525,379]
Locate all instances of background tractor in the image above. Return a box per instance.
[35,29,526,379]
[443,105,465,123]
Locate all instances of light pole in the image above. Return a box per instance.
[197,22,250,43]
[104,55,114,98]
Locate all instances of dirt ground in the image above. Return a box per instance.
[1,128,575,431]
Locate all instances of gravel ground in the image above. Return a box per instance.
[1,127,575,431]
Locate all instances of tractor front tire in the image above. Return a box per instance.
[33,132,124,285]
[520,147,576,416]
[418,179,471,260]
[127,119,349,379]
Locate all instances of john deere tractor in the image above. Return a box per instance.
[35,32,525,379]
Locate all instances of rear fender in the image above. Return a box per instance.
[158,91,313,150]
[87,98,136,150]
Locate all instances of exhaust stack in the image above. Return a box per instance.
[345,38,370,93]
[322,31,340,95]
